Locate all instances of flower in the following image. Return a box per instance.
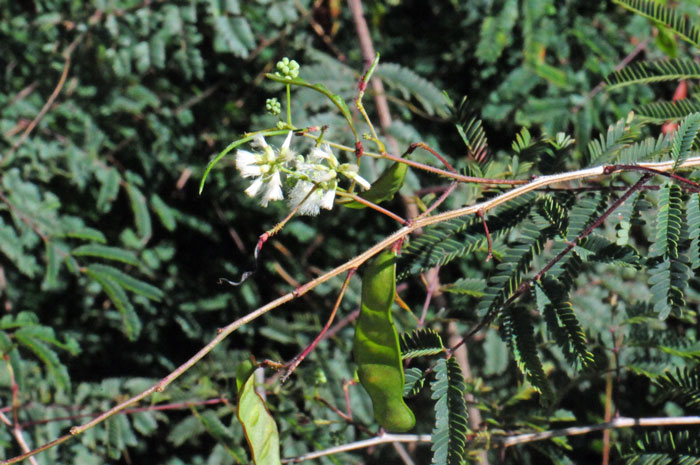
[235,132,295,206]
[286,143,369,216]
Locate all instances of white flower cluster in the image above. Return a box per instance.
[235,132,370,216]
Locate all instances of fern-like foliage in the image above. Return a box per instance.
[647,182,690,320]
[648,258,689,320]
[671,113,700,169]
[375,63,450,117]
[655,368,700,412]
[499,306,553,402]
[452,95,489,163]
[636,98,700,123]
[613,0,700,48]
[688,193,700,270]
[586,116,641,166]
[400,328,445,359]
[651,183,684,259]
[404,367,428,397]
[536,278,595,370]
[605,58,700,90]
[617,134,672,164]
[399,192,536,278]
[566,192,609,242]
[430,358,469,465]
[440,278,487,298]
[619,429,700,465]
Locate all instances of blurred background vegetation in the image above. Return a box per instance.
[0,0,699,464]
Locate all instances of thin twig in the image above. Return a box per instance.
[501,416,700,447]
[6,159,700,465]
[1,34,83,166]
[281,433,432,463]
[281,268,356,382]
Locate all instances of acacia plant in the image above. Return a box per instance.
[2,0,700,464]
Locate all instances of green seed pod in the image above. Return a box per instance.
[353,249,415,432]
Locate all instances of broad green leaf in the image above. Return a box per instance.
[237,372,281,465]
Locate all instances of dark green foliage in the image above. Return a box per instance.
[476,219,552,316]
[399,192,536,278]
[537,278,595,370]
[653,183,684,259]
[430,358,469,465]
[605,58,700,90]
[619,429,700,465]
[451,95,489,162]
[400,328,445,359]
[613,0,700,48]
[499,306,553,403]
[655,369,700,412]
[636,99,700,123]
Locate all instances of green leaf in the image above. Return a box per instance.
[613,0,700,49]
[537,279,595,370]
[14,331,70,391]
[451,95,489,162]
[213,16,255,57]
[400,328,445,359]
[430,358,469,465]
[340,161,408,209]
[64,227,107,243]
[636,97,700,123]
[619,429,700,464]
[237,372,281,465]
[440,278,487,298]
[500,306,553,403]
[126,184,152,243]
[150,194,176,231]
[72,244,140,266]
[655,368,700,411]
[648,258,688,320]
[87,264,163,301]
[688,193,700,270]
[651,182,683,259]
[671,113,700,169]
[42,241,62,290]
[374,63,450,117]
[96,168,121,213]
[404,367,427,397]
[85,268,142,340]
[605,58,700,90]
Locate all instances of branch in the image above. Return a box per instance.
[500,416,700,447]
[6,157,700,464]
[281,433,432,463]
